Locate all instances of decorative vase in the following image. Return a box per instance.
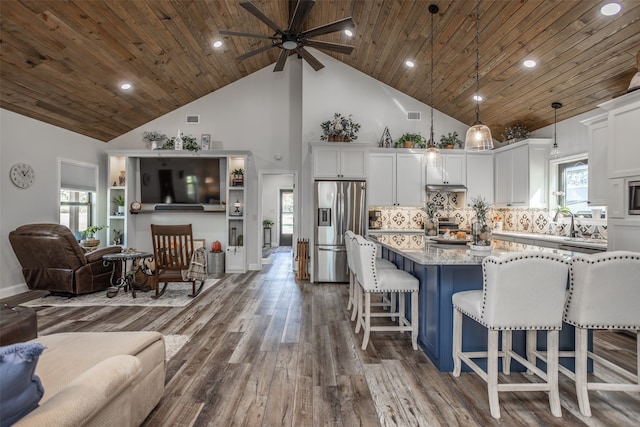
[472,221,492,246]
[424,217,438,236]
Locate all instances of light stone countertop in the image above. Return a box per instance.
[368,234,578,266]
[492,230,607,250]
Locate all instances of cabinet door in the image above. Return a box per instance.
[426,160,444,184]
[510,145,529,206]
[442,154,466,185]
[588,124,608,206]
[395,153,424,206]
[466,154,494,205]
[340,147,368,178]
[368,153,395,206]
[494,150,512,206]
[313,147,341,178]
[608,178,625,218]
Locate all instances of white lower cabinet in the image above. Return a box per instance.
[368,151,424,206]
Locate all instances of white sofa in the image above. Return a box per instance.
[15,331,165,427]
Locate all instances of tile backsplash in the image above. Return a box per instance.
[368,192,607,239]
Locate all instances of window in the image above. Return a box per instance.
[60,190,93,237]
[552,155,589,215]
[59,159,98,238]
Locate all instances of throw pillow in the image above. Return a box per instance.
[0,342,45,427]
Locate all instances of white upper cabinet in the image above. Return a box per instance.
[426,152,466,185]
[598,90,640,179]
[368,151,424,206]
[466,153,494,205]
[580,113,608,206]
[493,139,550,208]
[312,144,368,179]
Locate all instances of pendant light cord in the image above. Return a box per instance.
[474,0,481,124]
[429,6,436,146]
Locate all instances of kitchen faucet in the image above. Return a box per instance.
[553,209,578,237]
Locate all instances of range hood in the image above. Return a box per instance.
[425,184,467,192]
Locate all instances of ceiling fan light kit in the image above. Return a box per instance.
[220,0,355,72]
[465,0,494,152]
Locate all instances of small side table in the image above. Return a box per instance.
[263,226,272,247]
[102,251,153,298]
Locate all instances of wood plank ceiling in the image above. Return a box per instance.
[1,0,639,142]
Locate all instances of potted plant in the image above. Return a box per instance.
[320,113,361,142]
[502,124,530,144]
[162,133,200,152]
[470,196,492,246]
[80,225,108,247]
[142,130,167,150]
[112,194,125,215]
[424,201,439,236]
[262,219,274,228]
[231,168,244,186]
[439,131,463,149]
[396,133,426,148]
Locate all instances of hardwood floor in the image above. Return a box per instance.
[3,247,639,426]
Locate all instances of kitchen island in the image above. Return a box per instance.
[369,234,588,372]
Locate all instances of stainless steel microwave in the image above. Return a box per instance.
[630,181,640,215]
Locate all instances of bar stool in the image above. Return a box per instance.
[352,234,418,350]
[452,252,569,419]
[345,231,396,322]
[560,251,640,417]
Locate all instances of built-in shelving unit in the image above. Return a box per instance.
[106,149,251,273]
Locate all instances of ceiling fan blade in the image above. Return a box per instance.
[295,47,324,71]
[240,2,284,35]
[304,40,354,55]
[219,30,275,40]
[273,49,289,72]
[302,17,355,38]
[236,44,276,61]
[289,0,315,34]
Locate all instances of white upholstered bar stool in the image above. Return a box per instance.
[352,234,418,350]
[560,251,640,417]
[345,231,396,322]
[452,252,569,419]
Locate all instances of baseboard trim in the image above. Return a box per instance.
[0,283,29,299]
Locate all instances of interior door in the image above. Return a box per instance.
[279,189,293,246]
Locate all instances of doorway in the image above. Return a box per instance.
[279,189,293,246]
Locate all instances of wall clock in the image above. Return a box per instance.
[130,201,142,212]
[10,163,35,189]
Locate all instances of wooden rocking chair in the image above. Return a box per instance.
[150,224,205,298]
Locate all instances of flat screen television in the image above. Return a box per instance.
[139,157,221,205]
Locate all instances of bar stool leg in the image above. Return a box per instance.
[575,327,591,416]
[361,292,372,350]
[526,330,537,375]
[502,331,512,375]
[488,329,501,419]
[452,308,463,377]
[398,292,405,327]
[355,284,363,333]
[547,330,562,417]
[411,292,418,350]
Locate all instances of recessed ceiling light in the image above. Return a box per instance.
[344,29,353,37]
[405,60,415,68]
[523,59,537,68]
[600,2,622,16]
[120,83,132,90]
[473,94,483,102]
[213,40,223,48]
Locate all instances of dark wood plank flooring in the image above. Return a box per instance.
[3,247,639,426]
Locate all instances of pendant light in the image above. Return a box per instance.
[424,4,441,168]
[464,0,493,151]
[550,102,562,159]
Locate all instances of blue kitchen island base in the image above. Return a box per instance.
[379,242,591,373]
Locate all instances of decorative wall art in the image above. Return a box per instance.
[201,134,211,150]
[379,126,393,148]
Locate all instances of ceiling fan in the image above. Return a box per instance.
[219,0,356,72]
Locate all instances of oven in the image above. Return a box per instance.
[630,180,640,215]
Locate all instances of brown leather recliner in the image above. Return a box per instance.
[9,224,122,295]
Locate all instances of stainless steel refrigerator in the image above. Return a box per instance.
[314,180,366,283]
